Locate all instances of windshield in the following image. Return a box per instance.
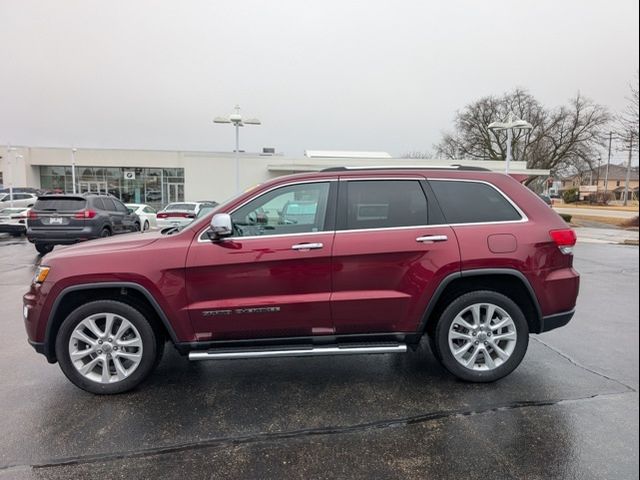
[34,197,86,211]
[165,203,196,211]
[161,186,260,235]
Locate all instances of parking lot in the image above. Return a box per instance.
[0,235,637,479]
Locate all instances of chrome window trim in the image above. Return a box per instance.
[196,176,529,243]
[339,176,426,182]
[427,178,529,225]
[197,179,337,242]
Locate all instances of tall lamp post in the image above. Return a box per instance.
[71,148,77,194]
[488,112,533,174]
[213,105,261,193]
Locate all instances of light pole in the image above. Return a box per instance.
[6,145,16,207]
[71,148,77,194]
[488,112,533,174]
[214,105,261,193]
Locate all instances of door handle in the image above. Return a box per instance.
[291,242,324,251]
[416,235,448,243]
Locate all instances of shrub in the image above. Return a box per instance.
[563,188,580,204]
[559,213,572,223]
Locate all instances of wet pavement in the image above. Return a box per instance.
[0,235,637,479]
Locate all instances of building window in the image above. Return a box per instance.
[39,166,184,209]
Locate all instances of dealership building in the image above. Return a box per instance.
[1,146,548,209]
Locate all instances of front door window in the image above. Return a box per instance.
[231,182,330,237]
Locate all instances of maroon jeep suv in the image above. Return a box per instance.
[23,167,579,394]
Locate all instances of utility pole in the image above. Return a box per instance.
[623,133,634,207]
[603,131,613,201]
[71,148,77,194]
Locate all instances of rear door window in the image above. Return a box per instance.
[34,198,87,212]
[92,198,106,210]
[429,180,522,224]
[102,198,116,211]
[341,180,428,230]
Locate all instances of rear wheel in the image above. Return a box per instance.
[143,220,149,231]
[134,222,141,232]
[35,243,54,255]
[100,228,111,238]
[55,300,163,394]
[432,290,529,382]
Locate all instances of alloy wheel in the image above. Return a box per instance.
[448,303,517,371]
[68,313,144,384]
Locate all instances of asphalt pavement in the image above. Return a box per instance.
[0,236,637,479]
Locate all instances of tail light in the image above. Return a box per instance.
[74,209,97,219]
[158,212,194,219]
[27,210,38,220]
[550,229,577,255]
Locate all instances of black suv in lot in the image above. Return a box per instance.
[27,194,139,254]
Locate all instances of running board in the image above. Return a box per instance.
[188,344,407,361]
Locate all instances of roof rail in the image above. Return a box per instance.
[320,164,491,172]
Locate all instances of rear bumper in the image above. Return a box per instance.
[0,224,26,233]
[540,309,575,333]
[27,227,98,245]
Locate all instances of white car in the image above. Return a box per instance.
[0,193,38,208]
[0,207,30,236]
[156,202,217,229]
[125,203,158,231]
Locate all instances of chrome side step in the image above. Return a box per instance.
[188,344,407,361]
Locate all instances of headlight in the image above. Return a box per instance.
[33,266,50,284]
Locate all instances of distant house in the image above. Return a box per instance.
[558,163,639,201]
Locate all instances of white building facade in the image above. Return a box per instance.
[1,146,548,209]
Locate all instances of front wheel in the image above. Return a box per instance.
[55,300,163,394]
[432,290,529,382]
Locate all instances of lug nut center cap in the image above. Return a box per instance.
[102,343,113,353]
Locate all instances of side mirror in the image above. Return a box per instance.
[208,213,233,241]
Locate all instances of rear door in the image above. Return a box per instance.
[102,197,123,232]
[185,180,337,341]
[330,177,461,334]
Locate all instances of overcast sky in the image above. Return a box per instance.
[0,0,638,159]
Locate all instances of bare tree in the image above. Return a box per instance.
[618,71,639,149]
[434,89,611,177]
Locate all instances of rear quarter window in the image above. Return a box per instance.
[430,180,522,224]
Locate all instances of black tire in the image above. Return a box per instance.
[134,222,141,232]
[143,220,149,231]
[55,300,164,394]
[35,243,54,255]
[433,290,529,383]
[100,228,111,238]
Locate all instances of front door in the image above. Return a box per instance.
[167,183,184,203]
[331,178,460,334]
[185,181,336,341]
[79,181,107,194]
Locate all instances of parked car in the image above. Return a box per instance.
[0,207,30,236]
[23,166,579,394]
[26,193,139,255]
[0,187,42,195]
[0,192,39,208]
[156,201,217,229]
[538,194,552,206]
[125,203,158,231]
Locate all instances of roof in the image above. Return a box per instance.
[591,164,639,181]
[304,150,392,159]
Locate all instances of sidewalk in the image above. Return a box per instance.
[575,227,639,246]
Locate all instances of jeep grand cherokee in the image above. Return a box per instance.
[23,167,579,394]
